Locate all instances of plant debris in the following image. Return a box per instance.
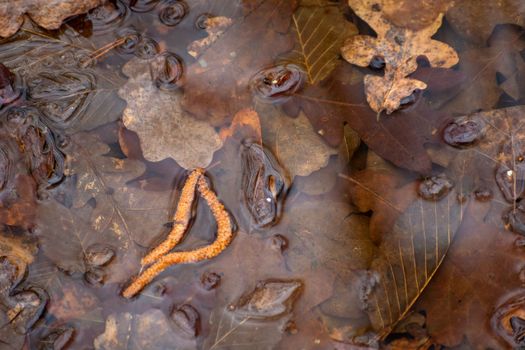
[342,0,459,114]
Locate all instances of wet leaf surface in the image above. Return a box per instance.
[94,310,198,350]
[0,22,127,134]
[0,0,105,38]
[285,63,444,173]
[447,0,525,44]
[2,0,525,348]
[119,56,222,169]
[181,0,297,126]
[279,1,358,84]
[342,0,458,114]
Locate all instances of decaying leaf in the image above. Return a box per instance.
[282,198,375,283]
[276,112,337,177]
[0,234,47,349]
[0,104,66,228]
[0,22,126,134]
[364,183,465,341]
[430,26,525,114]
[119,56,222,169]
[182,0,296,126]
[94,310,197,350]
[188,16,233,58]
[259,105,338,178]
[381,0,451,31]
[285,63,445,173]
[447,0,525,44]
[35,132,176,283]
[416,201,524,348]
[341,0,458,114]
[233,279,303,319]
[0,0,105,38]
[279,2,358,84]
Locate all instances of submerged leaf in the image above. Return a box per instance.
[279,3,358,84]
[342,0,458,114]
[35,132,176,282]
[365,186,465,340]
[94,310,197,350]
[182,0,297,126]
[447,0,525,44]
[0,0,105,38]
[119,56,222,169]
[233,279,303,319]
[0,22,126,133]
[259,105,338,178]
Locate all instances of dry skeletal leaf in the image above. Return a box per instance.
[119,56,222,169]
[447,0,525,44]
[0,0,105,38]
[416,201,524,348]
[364,185,466,341]
[204,306,288,350]
[279,3,358,84]
[94,310,197,350]
[341,0,458,114]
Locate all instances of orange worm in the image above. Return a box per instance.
[141,168,204,265]
[122,174,233,299]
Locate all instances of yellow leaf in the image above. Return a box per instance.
[280,4,358,84]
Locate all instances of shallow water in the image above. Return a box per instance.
[0,0,524,349]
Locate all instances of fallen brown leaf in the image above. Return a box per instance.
[0,0,105,38]
[342,0,458,114]
[285,63,446,173]
[278,1,358,84]
[258,105,338,178]
[119,56,223,169]
[94,310,197,350]
[416,201,524,348]
[447,0,525,44]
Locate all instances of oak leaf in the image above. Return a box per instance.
[341,0,458,114]
[0,0,104,38]
[284,63,447,173]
